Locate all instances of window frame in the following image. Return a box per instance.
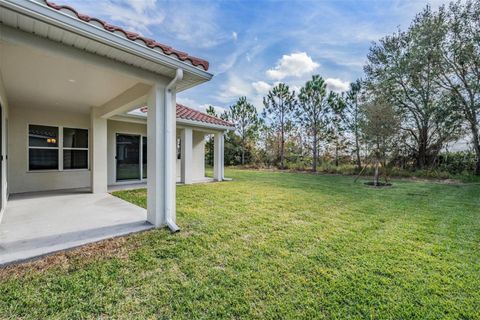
[62,127,89,171]
[27,124,90,172]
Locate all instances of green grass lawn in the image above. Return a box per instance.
[1,169,479,319]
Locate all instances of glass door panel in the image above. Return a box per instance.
[116,134,140,181]
[142,136,147,179]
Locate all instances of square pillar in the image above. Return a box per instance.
[147,83,177,227]
[181,128,193,184]
[147,84,165,227]
[213,132,224,181]
[90,108,108,193]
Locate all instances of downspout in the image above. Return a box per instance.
[164,68,183,233]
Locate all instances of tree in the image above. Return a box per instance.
[435,0,480,175]
[297,75,330,172]
[343,79,365,169]
[205,105,217,116]
[204,106,217,166]
[262,83,296,169]
[362,99,401,186]
[225,97,260,165]
[328,91,349,167]
[365,6,462,169]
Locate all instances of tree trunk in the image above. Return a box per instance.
[335,145,339,167]
[374,159,379,187]
[417,127,428,169]
[470,122,480,176]
[355,134,361,170]
[312,134,317,172]
[280,129,285,170]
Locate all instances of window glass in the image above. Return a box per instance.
[63,128,88,148]
[63,150,88,169]
[29,149,59,170]
[142,137,147,179]
[29,125,58,147]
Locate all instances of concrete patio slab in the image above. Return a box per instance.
[0,190,152,266]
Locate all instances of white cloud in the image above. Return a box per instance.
[177,97,227,116]
[232,31,238,42]
[216,75,253,103]
[130,0,157,14]
[325,78,350,92]
[252,81,272,95]
[69,1,165,35]
[266,52,320,80]
[67,0,228,48]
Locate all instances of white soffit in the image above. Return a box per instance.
[0,0,213,92]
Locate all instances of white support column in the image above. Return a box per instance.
[90,108,108,193]
[146,81,178,228]
[147,83,166,227]
[213,132,225,181]
[181,128,193,184]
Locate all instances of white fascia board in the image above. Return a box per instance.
[0,0,213,82]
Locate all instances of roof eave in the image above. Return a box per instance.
[176,118,235,131]
[111,114,235,131]
[0,0,213,84]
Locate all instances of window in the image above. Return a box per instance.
[28,125,88,171]
[29,125,59,170]
[63,128,88,169]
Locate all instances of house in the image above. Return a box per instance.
[0,0,233,264]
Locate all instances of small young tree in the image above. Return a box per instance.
[263,83,296,169]
[297,75,330,172]
[361,99,401,186]
[225,97,260,165]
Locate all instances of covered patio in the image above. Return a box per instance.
[0,0,216,264]
[0,190,151,265]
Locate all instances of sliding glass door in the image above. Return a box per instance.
[142,136,147,179]
[116,134,141,181]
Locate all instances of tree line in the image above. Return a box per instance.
[206,0,480,177]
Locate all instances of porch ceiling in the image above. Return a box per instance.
[0,41,142,113]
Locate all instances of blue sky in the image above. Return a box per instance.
[61,0,448,114]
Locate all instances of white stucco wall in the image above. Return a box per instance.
[8,112,209,192]
[8,106,91,194]
[192,131,206,181]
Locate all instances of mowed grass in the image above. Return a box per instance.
[0,169,479,319]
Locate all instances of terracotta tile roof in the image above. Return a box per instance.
[44,1,209,71]
[139,104,234,128]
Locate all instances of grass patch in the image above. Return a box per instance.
[0,169,479,319]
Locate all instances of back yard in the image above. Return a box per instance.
[0,169,479,319]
